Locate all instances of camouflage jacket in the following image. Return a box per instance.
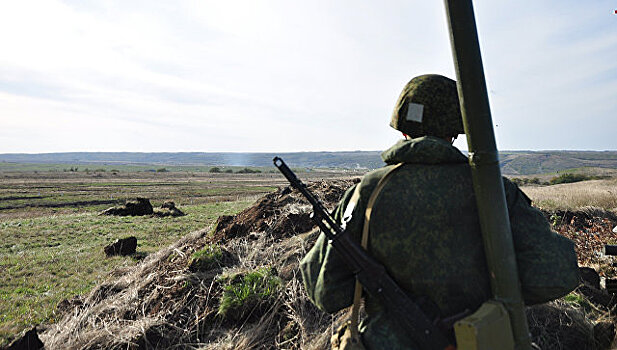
[300,136,579,350]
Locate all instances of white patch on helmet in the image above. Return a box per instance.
[406,103,424,123]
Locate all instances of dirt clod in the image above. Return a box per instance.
[153,201,185,217]
[104,236,137,256]
[3,327,43,350]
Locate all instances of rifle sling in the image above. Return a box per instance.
[349,162,404,337]
[348,163,461,348]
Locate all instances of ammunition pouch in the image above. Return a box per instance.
[454,300,515,350]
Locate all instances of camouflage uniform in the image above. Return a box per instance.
[300,136,579,350]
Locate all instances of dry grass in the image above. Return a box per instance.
[40,228,339,350]
[521,178,617,211]
[527,299,596,350]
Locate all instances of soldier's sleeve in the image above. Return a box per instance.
[299,184,361,313]
[503,178,580,305]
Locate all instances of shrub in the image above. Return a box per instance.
[224,169,233,174]
[217,267,281,321]
[236,168,261,174]
[209,167,222,173]
[549,173,591,185]
[156,168,169,173]
[511,177,545,186]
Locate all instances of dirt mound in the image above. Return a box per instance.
[152,201,185,217]
[211,180,352,242]
[2,327,44,350]
[100,198,154,216]
[104,237,138,257]
[40,180,354,350]
[101,199,186,218]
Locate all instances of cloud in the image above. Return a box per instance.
[0,0,615,152]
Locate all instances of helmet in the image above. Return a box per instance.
[390,74,464,138]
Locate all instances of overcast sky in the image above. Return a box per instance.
[1,0,615,153]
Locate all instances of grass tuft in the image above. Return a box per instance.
[189,244,224,271]
[217,267,281,321]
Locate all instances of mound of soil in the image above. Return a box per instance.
[2,327,43,350]
[101,199,186,218]
[211,180,353,242]
[104,236,138,257]
[100,198,154,216]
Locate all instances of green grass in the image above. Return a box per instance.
[218,267,281,320]
[217,268,281,320]
[548,173,606,185]
[189,244,224,271]
[0,200,253,345]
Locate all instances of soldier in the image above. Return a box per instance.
[300,74,579,349]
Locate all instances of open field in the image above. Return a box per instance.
[0,168,360,346]
[520,178,617,211]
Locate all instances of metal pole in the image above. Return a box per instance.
[443,0,532,349]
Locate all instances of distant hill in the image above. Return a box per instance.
[1,150,616,175]
[500,151,617,175]
[0,151,384,170]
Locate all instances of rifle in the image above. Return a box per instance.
[273,157,455,350]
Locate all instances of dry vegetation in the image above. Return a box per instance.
[521,178,617,211]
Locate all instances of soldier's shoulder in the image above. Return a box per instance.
[502,176,533,207]
[358,165,399,191]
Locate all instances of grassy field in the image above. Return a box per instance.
[0,167,358,346]
[520,177,617,210]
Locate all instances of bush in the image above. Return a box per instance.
[549,173,591,185]
[511,177,545,186]
[224,169,233,174]
[217,267,281,321]
[156,168,169,173]
[236,168,261,174]
[209,167,222,173]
